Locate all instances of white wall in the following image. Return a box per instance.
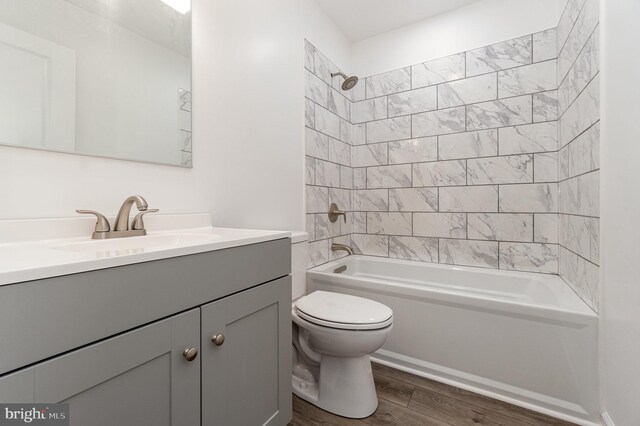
[351,0,566,77]
[599,0,640,424]
[198,0,350,231]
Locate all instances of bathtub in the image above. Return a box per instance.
[307,256,599,426]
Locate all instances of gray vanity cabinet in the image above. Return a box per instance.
[201,276,292,426]
[0,309,201,426]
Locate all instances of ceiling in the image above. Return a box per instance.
[315,0,483,42]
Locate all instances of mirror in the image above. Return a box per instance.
[0,0,192,167]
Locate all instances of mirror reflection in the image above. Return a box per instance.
[0,0,192,167]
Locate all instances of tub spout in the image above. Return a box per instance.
[331,243,354,256]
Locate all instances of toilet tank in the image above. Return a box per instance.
[290,232,308,300]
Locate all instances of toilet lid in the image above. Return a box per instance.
[295,291,393,330]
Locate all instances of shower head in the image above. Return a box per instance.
[331,72,359,91]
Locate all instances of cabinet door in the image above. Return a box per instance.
[201,277,292,426]
[0,309,201,426]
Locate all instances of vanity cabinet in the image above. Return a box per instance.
[0,239,292,426]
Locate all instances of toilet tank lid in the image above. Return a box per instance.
[290,231,309,243]
[296,291,393,325]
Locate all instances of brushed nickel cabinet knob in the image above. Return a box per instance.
[183,347,198,361]
[212,333,225,346]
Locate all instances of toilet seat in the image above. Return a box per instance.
[295,291,393,331]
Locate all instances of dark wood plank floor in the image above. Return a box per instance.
[289,363,576,426]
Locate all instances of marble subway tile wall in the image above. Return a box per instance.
[557,0,600,312]
[346,30,561,275]
[305,40,354,267]
[179,89,192,167]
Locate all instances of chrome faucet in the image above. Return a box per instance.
[77,195,158,239]
[331,243,354,256]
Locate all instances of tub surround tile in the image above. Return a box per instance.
[499,183,557,213]
[352,144,388,167]
[466,36,532,77]
[467,155,533,185]
[315,160,340,187]
[329,187,352,211]
[411,53,466,88]
[305,69,328,107]
[389,236,438,263]
[438,73,497,108]
[534,214,559,244]
[315,106,341,140]
[354,189,389,211]
[351,81,366,102]
[328,138,351,166]
[305,214,315,241]
[351,123,366,145]
[367,212,412,236]
[414,213,466,239]
[367,165,412,188]
[533,91,559,122]
[534,152,558,182]
[557,0,586,49]
[305,99,315,128]
[389,188,438,212]
[339,166,353,189]
[315,214,341,240]
[366,67,411,98]
[498,60,557,97]
[367,116,412,143]
[352,234,389,257]
[328,88,351,121]
[440,239,499,268]
[305,157,316,185]
[466,96,532,130]
[308,240,329,268]
[351,212,367,233]
[559,75,599,148]
[388,87,437,117]
[353,168,367,189]
[499,243,558,274]
[312,48,334,85]
[306,186,328,214]
[560,214,591,260]
[304,39,315,71]
[533,29,557,63]
[558,0,599,80]
[438,130,498,160]
[352,97,387,124]
[498,122,558,155]
[413,160,467,187]
[468,213,533,242]
[439,186,498,212]
[590,217,599,264]
[559,246,599,312]
[413,107,466,137]
[558,27,599,113]
[389,137,438,164]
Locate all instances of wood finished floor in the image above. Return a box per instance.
[289,363,576,426]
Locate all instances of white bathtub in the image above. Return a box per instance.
[307,256,599,426]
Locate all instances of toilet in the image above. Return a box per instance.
[290,232,393,418]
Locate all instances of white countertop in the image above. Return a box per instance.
[0,214,291,286]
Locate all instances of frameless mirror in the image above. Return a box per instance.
[0,0,192,167]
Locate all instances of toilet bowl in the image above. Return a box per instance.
[292,291,393,418]
[289,233,393,418]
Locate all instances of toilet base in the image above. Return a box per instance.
[292,354,378,419]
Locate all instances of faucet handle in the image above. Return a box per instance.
[328,203,347,223]
[76,210,111,233]
[131,209,159,231]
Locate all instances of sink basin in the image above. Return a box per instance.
[53,233,222,255]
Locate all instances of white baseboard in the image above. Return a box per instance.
[371,351,602,426]
[602,412,615,426]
